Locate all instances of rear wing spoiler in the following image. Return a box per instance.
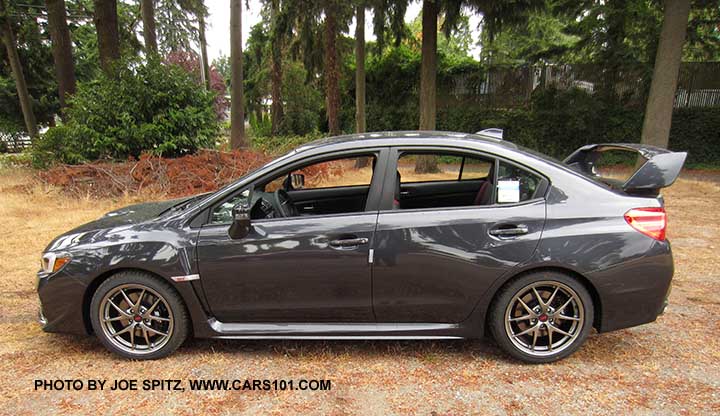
[563,144,687,193]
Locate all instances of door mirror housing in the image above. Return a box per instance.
[228,200,252,239]
[290,173,305,189]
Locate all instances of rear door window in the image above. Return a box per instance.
[497,162,542,203]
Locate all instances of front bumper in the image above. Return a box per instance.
[36,269,90,335]
[38,308,48,327]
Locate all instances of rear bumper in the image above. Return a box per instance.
[589,241,674,333]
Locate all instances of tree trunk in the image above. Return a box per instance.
[640,0,691,149]
[355,5,366,134]
[141,0,157,53]
[230,0,246,149]
[354,5,368,168]
[46,0,76,114]
[269,0,283,136]
[416,0,438,173]
[324,4,341,136]
[199,12,211,90]
[0,0,38,137]
[93,0,120,74]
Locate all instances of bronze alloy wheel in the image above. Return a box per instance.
[98,283,175,355]
[90,271,188,359]
[504,281,584,357]
[489,272,594,363]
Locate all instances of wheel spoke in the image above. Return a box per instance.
[129,326,135,350]
[516,297,534,315]
[103,316,126,323]
[549,324,573,338]
[557,296,575,313]
[531,329,538,351]
[133,289,146,311]
[547,326,553,351]
[144,298,162,317]
[149,315,170,322]
[119,289,133,308]
[512,325,537,338]
[108,299,131,318]
[142,326,151,347]
[532,287,546,308]
[546,286,560,307]
[558,314,580,321]
[143,325,168,338]
[111,324,134,338]
[509,315,532,322]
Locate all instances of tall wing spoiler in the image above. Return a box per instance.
[563,144,687,193]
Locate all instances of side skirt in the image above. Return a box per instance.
[205,319,465,339]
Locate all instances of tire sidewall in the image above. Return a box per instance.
[90,271,188,360]
[489,272,594,364]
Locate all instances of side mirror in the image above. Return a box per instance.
[228,200,252,239]
[290,173,305,189]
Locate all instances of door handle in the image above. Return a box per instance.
[489,225,529,237]
[329,237,369,248]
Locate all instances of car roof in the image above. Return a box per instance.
[295,131,519,154]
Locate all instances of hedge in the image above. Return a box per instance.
[434,89,720,166]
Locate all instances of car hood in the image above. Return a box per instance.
[43,196,198,252]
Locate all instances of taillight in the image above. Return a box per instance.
[624,207,667,241]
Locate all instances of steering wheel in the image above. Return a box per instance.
[273,189,298,217]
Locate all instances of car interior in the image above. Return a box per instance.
[208,151,544,224]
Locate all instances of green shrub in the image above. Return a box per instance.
[31,57,219,167]
[249,112,272,137]
[669,107,720,166]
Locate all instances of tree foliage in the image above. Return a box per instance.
[31,57,219,166]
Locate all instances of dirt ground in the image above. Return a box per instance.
[1,167,719,415]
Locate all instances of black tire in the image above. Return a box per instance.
[90,271,189,359]
[488,271,594,364]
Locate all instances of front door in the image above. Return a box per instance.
[196,151,386,323]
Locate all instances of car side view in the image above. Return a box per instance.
[36,131,686,363]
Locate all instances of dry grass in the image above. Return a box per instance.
[1,166,719,415]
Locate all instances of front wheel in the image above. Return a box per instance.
[489,272,594,363]
[90,271,189,359]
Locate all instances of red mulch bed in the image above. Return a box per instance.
[37,150,271,198]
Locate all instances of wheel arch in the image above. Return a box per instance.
[482,266,602,334]
[82,267,197,335]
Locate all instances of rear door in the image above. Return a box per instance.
[371,148,547,323]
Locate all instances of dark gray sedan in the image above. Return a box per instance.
[36,131,686,363]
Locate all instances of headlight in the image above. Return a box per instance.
[41,252,71,274]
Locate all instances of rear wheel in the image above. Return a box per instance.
[90,271,188,359]
[489,272,594,363]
